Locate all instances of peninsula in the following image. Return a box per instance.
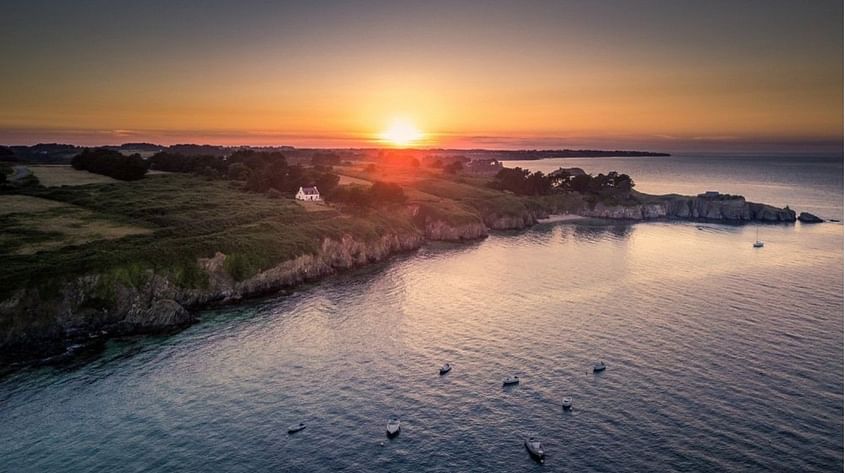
[0,145,797,361]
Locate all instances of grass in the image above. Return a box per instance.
[0,174,419,298]
[0,195,152,255]
[296,200,334,212]
[27,165,119,186]
[1,168,599,343]
[0,168,589,305]
[0,195,69,215]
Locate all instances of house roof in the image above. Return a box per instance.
[301,186,319,194]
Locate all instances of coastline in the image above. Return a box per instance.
[0,177,803,363]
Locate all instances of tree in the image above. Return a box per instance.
[71,149,147,181]
[228,149,284,170]
[315,172,340,195]
[443,162,463,174]
[570,174,592,193]
[369,181,407,203]
[227,162,249,180]
[311,152,341,167]
[148,152,226,174]
[327,181,406,208]
[0,146,18,162]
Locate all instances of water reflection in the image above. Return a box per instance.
[0,220,841,472]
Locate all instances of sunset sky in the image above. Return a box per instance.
[0,0,841,151]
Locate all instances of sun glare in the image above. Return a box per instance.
[380,118,423,147]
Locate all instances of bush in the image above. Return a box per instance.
[328,181,406,208]
[71,148,148,181]
[443,162,462,174]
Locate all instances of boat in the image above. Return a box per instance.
[753,227,764,248]
[439,363,451,375]
[562,397,573,410]
[287,422,306,434]
[593,361,607,372]
[386,417,401,437]
[503,375,520,386]
[524,436,545,462]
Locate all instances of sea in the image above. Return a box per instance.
[0,153,842,472]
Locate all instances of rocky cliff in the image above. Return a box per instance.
[0,191,799,360]
[579,195,796,222]
[0,230,425,359]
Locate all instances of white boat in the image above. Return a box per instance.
[503,375,520,386]
[593,361,607,372]
[287,422,306,434]
[524,436,545,462]
[386,417,401,436]
[439,363,452,375]
[562,397,573,409]
[753,227,764,248]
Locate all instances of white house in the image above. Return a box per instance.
[295,186,321,201]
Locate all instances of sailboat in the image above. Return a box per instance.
[753,226,764,248]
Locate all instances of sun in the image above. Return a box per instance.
[379,118,423,147]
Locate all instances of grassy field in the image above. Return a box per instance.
[296,200,334,212]
[0,195,151,255]
[0,195,68,215]
[1,174,420,297]
[28,165,119,186]
[0,166,583,300]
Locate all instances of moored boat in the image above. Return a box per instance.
[753,227,764,248]
[439,363,451,375]
[386,417,401,437]
[524,436,545,462]
[562,397,572,409]
[593,361,606,372]
[503,375,520,386]
[287,422,306,434]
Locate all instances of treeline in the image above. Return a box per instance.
[490,167,634,196]
[71,149,148,181]
[146,149,340,196]
[566,171,634,195]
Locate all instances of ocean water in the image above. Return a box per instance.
[502,153,844,220]
[0,155,842,472]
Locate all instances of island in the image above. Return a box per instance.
[0,145,797,362]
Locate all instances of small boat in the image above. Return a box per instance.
[593,361,607,372]
[439,363,452,375]
[524,436,545,462]
[753,227,764,248]
[287,422,306,434]
[386,417,401,437]
[562,397,573,410]
[503,375,520,386]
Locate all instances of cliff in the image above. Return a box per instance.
[579,194,796,222]
[0,188,799,361]
[0,231,424,359]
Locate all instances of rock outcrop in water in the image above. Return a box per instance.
[798,212,824,223]
[579,194,796,222]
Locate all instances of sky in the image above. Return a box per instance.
[0,0,842,151]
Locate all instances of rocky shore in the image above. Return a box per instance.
[579,194,796,222]
[0,191,806,361]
